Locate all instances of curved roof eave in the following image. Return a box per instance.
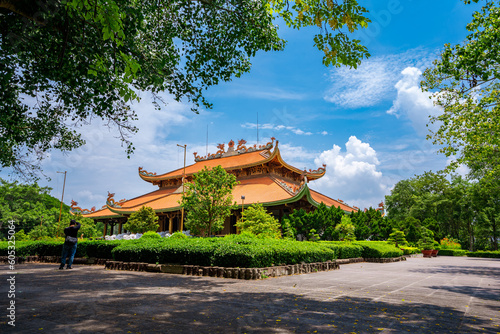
[138,144,282,183]
[272,150,326,180]
[106,204,183,215]
[138,143,326,183]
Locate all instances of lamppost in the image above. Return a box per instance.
[240,195,245,234]
[241,195,245,216]
[57,171,67,224]
[177,144,187,232]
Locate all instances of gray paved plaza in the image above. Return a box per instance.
[1,256,499,333]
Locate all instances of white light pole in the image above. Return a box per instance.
[57,171,67,224]
[177,144,187,232]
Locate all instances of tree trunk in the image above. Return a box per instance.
[468,219,474,252]
[492,220,498,251]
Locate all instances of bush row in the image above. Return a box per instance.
[399,246,420,255]
[353,241,404,258]
[438,249,468,256]
[111,235,337,268]
[0,238,446,267]
[0,240,123,259]
[319,242,364,259]
[466,250,500,258]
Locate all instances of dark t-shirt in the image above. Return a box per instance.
[64,223,81,238]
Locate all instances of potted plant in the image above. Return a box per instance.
[418,228,435,258]
[431,241,440,257]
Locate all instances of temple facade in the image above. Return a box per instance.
[72,138,358,236]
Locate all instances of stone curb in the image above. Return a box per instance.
[0,255,412,279]
[103,260,341,279]
[0,256,107,265]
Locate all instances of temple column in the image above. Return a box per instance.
[118,222,123,234]
[103,221,107,237]
[167,213,176,234]
[234,212,242,234]
[109,221,115,235]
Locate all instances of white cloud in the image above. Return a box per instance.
[387,67,441,136]
[311,136,391,209]
[324,48,436,108]
[242,123,313,136]
[38,94,201,211]
[219,86,307,100]
[279,143,320,168]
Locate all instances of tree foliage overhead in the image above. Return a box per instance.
[421,0,500,180]
[0,0,370,178]
[181,165,238,237]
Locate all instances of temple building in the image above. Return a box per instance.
[72,138,358,235]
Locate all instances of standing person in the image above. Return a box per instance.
[59,219,81,269]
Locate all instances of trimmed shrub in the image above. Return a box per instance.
[438,249,467,256]
[169,232,188,239]
[319,242,363,259]
[0,240,123,259]
[0,239,407,267]
[353,241,403,258]
[466,250,500,258]
[141,231,162,239]
[111,237,336,267]
[400,246,420,255]
[79,240,123,259]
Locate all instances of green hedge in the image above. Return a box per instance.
[0,238,407,267]
[466,250,500,258]
[111,236,336,268]
[319,242,364,259]
[400,246,420,255]
[0,240,123,259]
[438,249,468,256]
[353,241,403,258]
[0,240,62,257]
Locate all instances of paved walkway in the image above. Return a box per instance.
[1,257,499,333]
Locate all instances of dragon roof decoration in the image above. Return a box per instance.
[138,167,157,177]
[106,192,127,208]
[193,137,276,162]
[70,200,96,215]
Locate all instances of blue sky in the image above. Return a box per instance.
[3,0,482,211]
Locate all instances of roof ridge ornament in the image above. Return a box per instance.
[193,137,276,162]
[106,191,126,208]
[138,167,157,177]
[70,200,96,214]
[309,164,327,174]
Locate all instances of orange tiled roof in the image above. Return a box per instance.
[139,143,326,183]
[309,189,358,212]
[84,177,356,219]
[78,206,121,219]
[143,150,270,181]
[107,175,297,215]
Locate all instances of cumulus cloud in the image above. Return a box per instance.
[324,48,436,108]
[311,136,391,209]
[38,94,201,210]
[387,67,441,136]
[242,123,313,136]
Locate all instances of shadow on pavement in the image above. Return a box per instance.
[1,264,497,333]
